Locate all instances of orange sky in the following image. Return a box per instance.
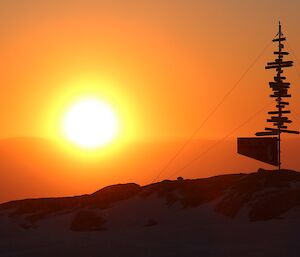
[0,1,300,202]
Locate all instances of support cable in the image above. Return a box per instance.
[166,101,273,180]
[151,40,272,183]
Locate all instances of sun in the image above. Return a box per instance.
[62,98,119,149]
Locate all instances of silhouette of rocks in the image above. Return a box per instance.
[70,210,106,231]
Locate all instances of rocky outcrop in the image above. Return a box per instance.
[70,210,106,231]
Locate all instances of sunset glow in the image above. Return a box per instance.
[0,0,300,205]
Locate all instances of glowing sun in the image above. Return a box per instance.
[62,98,119,149]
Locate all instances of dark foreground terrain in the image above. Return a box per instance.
[1,169,300,257]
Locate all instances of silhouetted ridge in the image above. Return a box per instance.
[1,170,300,231]
[142,174,244,207]
[0,183,140,224]
[91,183,140,207]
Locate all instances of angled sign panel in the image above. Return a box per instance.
[237,137,278,166]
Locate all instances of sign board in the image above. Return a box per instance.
[237,137,278,166]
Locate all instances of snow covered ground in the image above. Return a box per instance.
[1,170,300,257]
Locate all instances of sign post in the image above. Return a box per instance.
[237,22,299,170]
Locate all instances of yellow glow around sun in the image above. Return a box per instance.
[62,98,119,149]
[44,77,137,158]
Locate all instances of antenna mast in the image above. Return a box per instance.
[255,21,299,171]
